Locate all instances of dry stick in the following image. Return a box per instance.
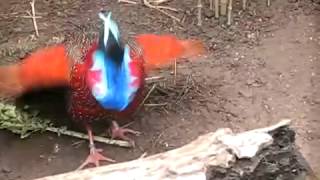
[143,0,178,12]
[118,0,138,4]
[18,15,42,19]
[151,5,178,12]
[220,0,228,16]
[145,76,165,83]
[209,0,213,10]
[30,0,39,37]
[46,127,132,148]
[155,8,180,22]
[197,0,202,26]
[134,84,157,115]
[0,12,19,16]
[267,0,271,7]
[214,0,220,18]
[119,0,179,20]
[227,0,233,26]
[173,60,177,85]
[143,0,180,22]
[242,0,247,10]
[151,0,172,5]
[144,103,168,107]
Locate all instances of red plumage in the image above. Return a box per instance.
[68,43,146,123]
[0,34,206,169]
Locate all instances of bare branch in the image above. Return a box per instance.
[30,0,39,37]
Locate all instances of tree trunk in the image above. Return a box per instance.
[35,119,317,180]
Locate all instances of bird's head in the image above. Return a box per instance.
[97,11,124,63]
[86,11,137,111]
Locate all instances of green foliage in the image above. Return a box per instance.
[0,102,52,138]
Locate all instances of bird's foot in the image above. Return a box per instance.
[77,147,115,170]
[110,121,141,147]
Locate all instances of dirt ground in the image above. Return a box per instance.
[0,0,319,179]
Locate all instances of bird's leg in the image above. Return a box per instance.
[110,121,141,146]
[77,125,115,170]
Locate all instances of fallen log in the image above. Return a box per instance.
[35,119,316,180]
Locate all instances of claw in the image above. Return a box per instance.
[77,148,115,170]
[110,121,141,146]
[78,124,116,170]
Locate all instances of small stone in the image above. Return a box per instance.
[292,168,297,173]
[307,136,313,141]
[53,143,60,154]
[163,142,169,148]
[238,88,252,98]
[1,166,11,174]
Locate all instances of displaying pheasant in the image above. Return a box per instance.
[0,11,206,169]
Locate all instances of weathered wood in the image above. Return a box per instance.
[35,119,313,180]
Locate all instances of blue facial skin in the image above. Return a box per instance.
[90,11,138,112]
[91,46,137,111]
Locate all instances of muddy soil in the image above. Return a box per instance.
[0,0,319,179]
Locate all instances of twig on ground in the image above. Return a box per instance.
[134,84,157,114]
[150,0,172,5]
[143,0,178,12]
[144,103,168,107]
[209,0,213,10]
[214,0,220,18]
[242,0,247,10]
[71,140,85,148]
[143,0,180,22]
[197,0,202,26]
[145,76,166,83]
[118,0,138,4]
[175,75,194,104]
[0,12,42,19]
[46,127,132,148]
[119,0,180,21]
[173,60,177,84]
[29,0,39,37]
[227,0,233,26]
[220,0,228,16]
[20,15,42,19]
